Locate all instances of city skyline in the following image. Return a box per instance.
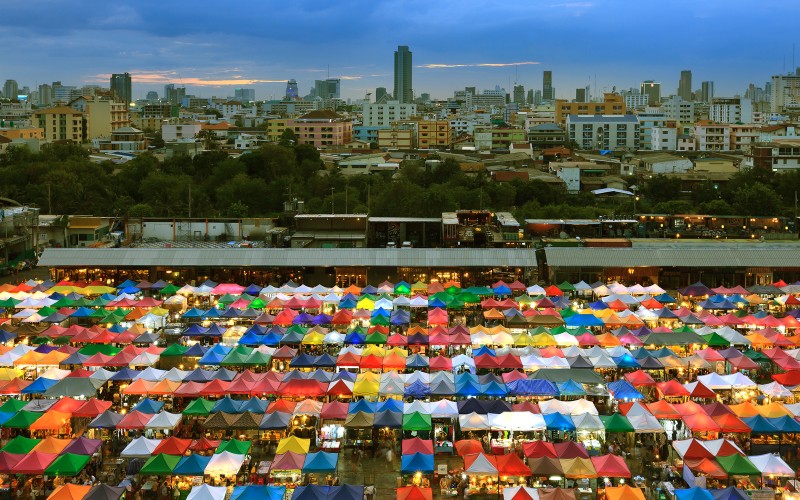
[1,0,799,101]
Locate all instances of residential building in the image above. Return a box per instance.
[377,126,414,150]
[234,88,255,102]
[0,127,44,141]
[677,135,696,151]
[71,96,130,140]
[34,106,85,143]
[394,45,413,104]
[709,97,752,124]
[662,96,700,124]
[0,101,33,126]
[474,126,526,151]
[164,85,186,105]
[161,123,202,142]
[729,124,760,151]
[625,93,650,110]
[694,121,731,151]
[566,114,640,150]
[528,123,567,149]
[745,140,800,171]
[513,85,526,105]
[651,126,677,150]
[770,74,800,113]
[414,120,451,150]
[640,81,661,105]
[182,97,211,109]
[636,111,667,150]
[678,70,692,101]
[468,91,506,111]
[95,126,147,152]
[555,93,626,126]
[337,154,398,175]
[361,101,416,127]
[37,84,53,106]
[543,71,554,101]
[290,110,353,148]
[109,72,132,107]
[267,100,315,116]
[131,103,175,131]
[214,100,243,117]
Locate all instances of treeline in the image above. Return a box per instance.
[0,140,798,222]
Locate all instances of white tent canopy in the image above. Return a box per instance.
[204,451,245,476]
[186,485,226,500]
[749,453,795,477]
[571,412,604,432]
[758,382,793,398]
[120,437,161,458]
[488,411,546,431]
[459,412,490,431]
[145,412,182,430]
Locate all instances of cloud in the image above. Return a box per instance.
[418,61,540,69]
[89,71,288,86]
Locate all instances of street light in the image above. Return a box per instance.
[634,195,640,214]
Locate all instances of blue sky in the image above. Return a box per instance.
[2,0,799,101]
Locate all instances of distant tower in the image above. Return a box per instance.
[542,71,553,101]
[38,84,53,106]
[575,88,587,102]
[701,81,714,103]
[513,84,526,104]
[285,79,299,100]
[110,72,132,107]
[375,87,388,103]
[640,80,661,105]
[3,80,19,99]
[394,45,413,104]
[146,91,158,102]
[678,70,692,100]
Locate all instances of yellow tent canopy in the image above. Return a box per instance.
[276,436,310,455]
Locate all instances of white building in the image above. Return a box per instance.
[770,74,800,113]
[213,100,243,117]
[636,111,667,150]
[651,127,677,150]
[234,133,259,150]
[662,96,700,124]
[694,122,731,151]
[361,101,416,127]
[709,97,752,124]
[161,123,202,142]
[624,94,650,110]
[566,114,640,150]
[638,152,693,174]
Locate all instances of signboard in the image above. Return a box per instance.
[437,464,448,475]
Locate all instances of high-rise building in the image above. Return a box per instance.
[38,84,53,106]
[701,81,714,103]
[146,91,159,102]
[375,87,388,103]
[164,85,186,105]
[513,84,526,105]
[110,72,132,107]
[542,71,553,101]
[678,70,692,101]
[3,80,19,100]
[394,45,413,104]
[285,80,299,100]
[314,79,340,100]
[770,74,800,113]
[533,90,542,106]
[234,88,255,102]
[640,80,661,105]
[575,88,586,102]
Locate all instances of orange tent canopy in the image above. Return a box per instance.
[605,485,646,500]
[47,484,92,500]
[29,411,71,431]
[396,486,433,500]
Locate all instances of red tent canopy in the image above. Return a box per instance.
[396,486,433,500]
[523,441,557,458]
[320,401,349,420]
[152,437,192,456]
[683,458,727,479]
[645,401,681,419]
[624,370,656,387]
[12,452,57,474]
[554,442,588,459]
[278,379,326,397]
[402,438,434,455]
[454,440,484,457]
[496,453,532,476]
[656,379,690,397]
[590,454,631,478]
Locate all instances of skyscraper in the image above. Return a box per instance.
[513,85,526,104]
[375,87,388,103]
[164,84,186,105]
[3,80,19,99]
[285,79,299,100]
[542,71,554,101]
[701,81,714,103]
[394,45,413,104]
[314,79,340,99]
[38,84,53,106]
[640,80,661,105]
[575,88,586,102]
[234,88,255,102]
[110,72,132,107]
[678,70,692,101]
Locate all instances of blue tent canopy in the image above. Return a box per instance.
[565,314,604,327]
[607,379,644,400]
[302,451,339,473]
[238,332,265,345]
[173,454,211,476]
[766,415,800,433]
[183,344,209,357]
[377,399,404,413]
[326,485,363,500]
[390,310,410,325]
[205,324,228,336]
[493,285,512,296]
[231,486,285,500]
[212,397,244,414]
[290,353,316,368]
[472,346,496,357]
[315,353,338,367]
[181,308,205,319]
[401,452,434,474]
[481,381,508,397]
[70,307,96,318]
[544,412,576,431]
[507,379,559,396]
[291,485,330,500]
[343,331,365,345]
[261,331,284,346]
[241,397,268,413]
[0,330,15,343]
[21,377,58,394]
[183,324,209,336]
[557,380,587,396]
[455,379,482,397]
[611,354,641,368]
[184,368,214,382]
[675,488,715,500]
[405,354,429,369]
[709,487,750,500]
[109,368,141,381]
[348,400,377,414]
[202,307,222,318]
[373,410,403,428]
[132,398,165,414]
[404,381,432,398]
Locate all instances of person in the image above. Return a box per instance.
[386,447,394,464]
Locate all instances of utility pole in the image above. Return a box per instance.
[188,184,192,218]
[331,187,335,214]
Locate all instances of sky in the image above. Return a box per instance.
[2,0,799,102]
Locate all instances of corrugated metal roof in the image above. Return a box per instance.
[38,247,539,268]
[545,246,800,268]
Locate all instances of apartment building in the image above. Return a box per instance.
[555,93,626,125]
[566,114,640,150]
[34,106,85,143]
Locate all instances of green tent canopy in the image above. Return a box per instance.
[79,344,121,356]
[0,400,28,414]
[402,412,432,431]
[159,284,180,296]
[557,281,576,292]
[183,398,216,416]
[140,454,181,475]
[45,453,91,476]
[1,435,40,454]
[161,344,188,357]
[365,332,388,344]
[716,454,760,476]
[700,333,730,348]
[216,439,251,455]
[600,414,634,433]
[3,410,43,429]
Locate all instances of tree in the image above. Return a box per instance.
[732,182,781,216]
[279,129,297,148]
[641,175,682,205]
